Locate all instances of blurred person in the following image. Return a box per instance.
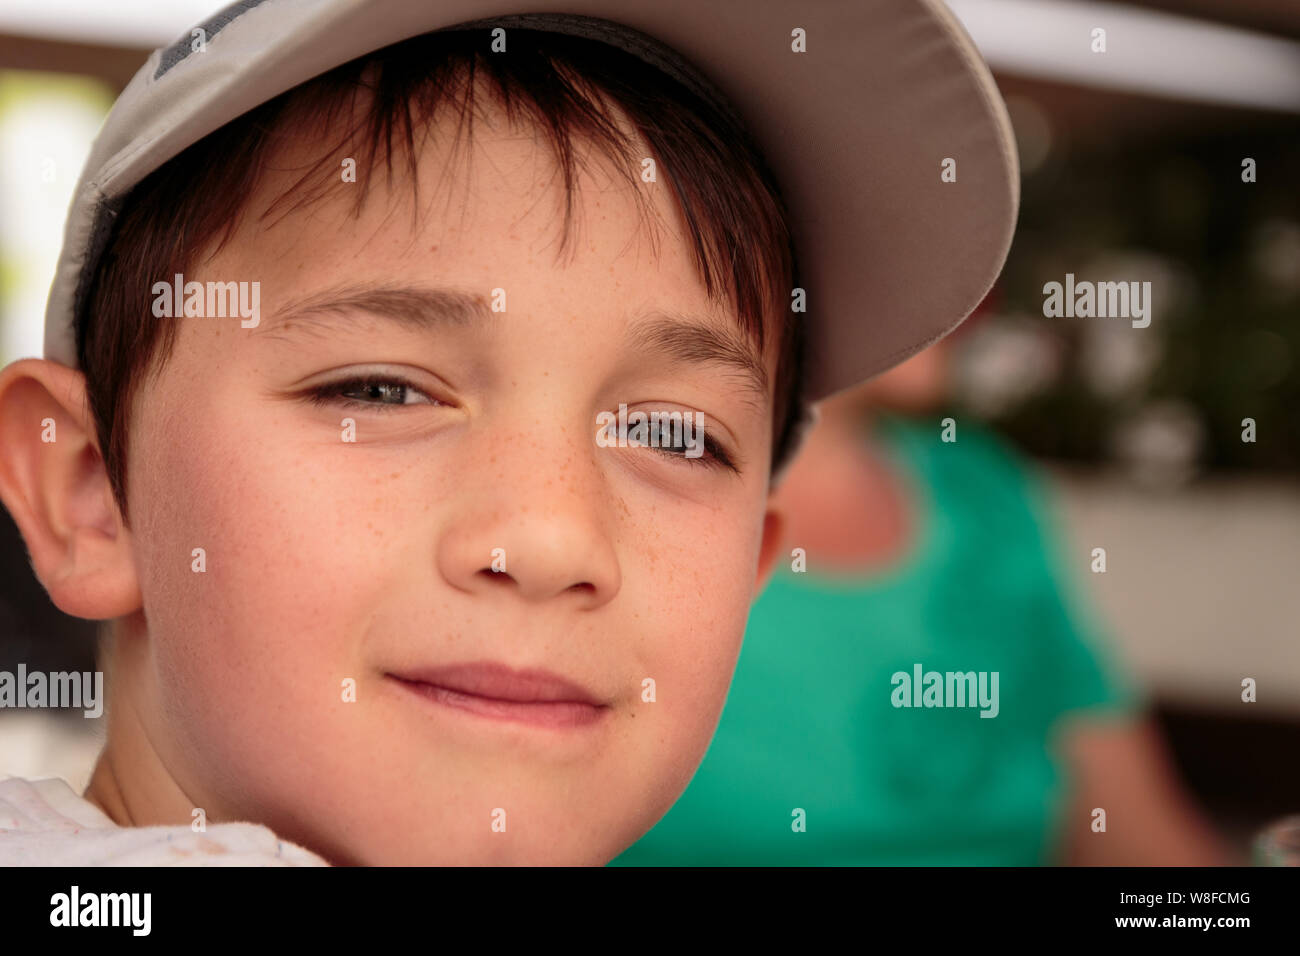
[611,332,1236,866]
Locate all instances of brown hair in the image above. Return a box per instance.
[79,28,806,519]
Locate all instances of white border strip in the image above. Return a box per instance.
[948,0,1300,112]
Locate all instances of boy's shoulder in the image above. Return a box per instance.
[0,776,329,867]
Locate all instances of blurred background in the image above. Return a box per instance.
[0,0,1297,855]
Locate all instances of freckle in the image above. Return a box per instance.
[390,472,400,479]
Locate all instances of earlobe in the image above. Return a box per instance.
[752,505,786,600]
[0,358,141,620]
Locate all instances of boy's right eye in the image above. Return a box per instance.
[304,376,442,408]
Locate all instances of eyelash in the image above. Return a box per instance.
[642,426,736,472]
[302,378,737,472]
[302,375,441,410]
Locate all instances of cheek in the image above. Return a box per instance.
[624,504,761,793]
[126,392,397,795]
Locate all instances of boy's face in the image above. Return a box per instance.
[111,93,784,864]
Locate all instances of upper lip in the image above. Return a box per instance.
[389,661,607,707]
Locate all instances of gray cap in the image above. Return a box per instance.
[43,0,1018,403]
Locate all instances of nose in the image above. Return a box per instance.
[435,429,621,609]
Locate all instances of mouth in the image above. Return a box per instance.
[386,661,611,729]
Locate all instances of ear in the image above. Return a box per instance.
[0,358,141,619]
[752,504,786,600]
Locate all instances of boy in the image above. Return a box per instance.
[0,0,1016,865]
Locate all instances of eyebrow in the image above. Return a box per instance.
[262,283,495,335]
[261,282,770,400]
[625,310,770,403]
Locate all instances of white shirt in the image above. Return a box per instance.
[0,776,329,866]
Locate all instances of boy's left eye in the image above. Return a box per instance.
[305,377,440,408]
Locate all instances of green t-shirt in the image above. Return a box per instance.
[610,415,1141,866]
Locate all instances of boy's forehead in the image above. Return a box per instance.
[222,90,779,397]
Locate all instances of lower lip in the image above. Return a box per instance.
[389,677,609,729]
